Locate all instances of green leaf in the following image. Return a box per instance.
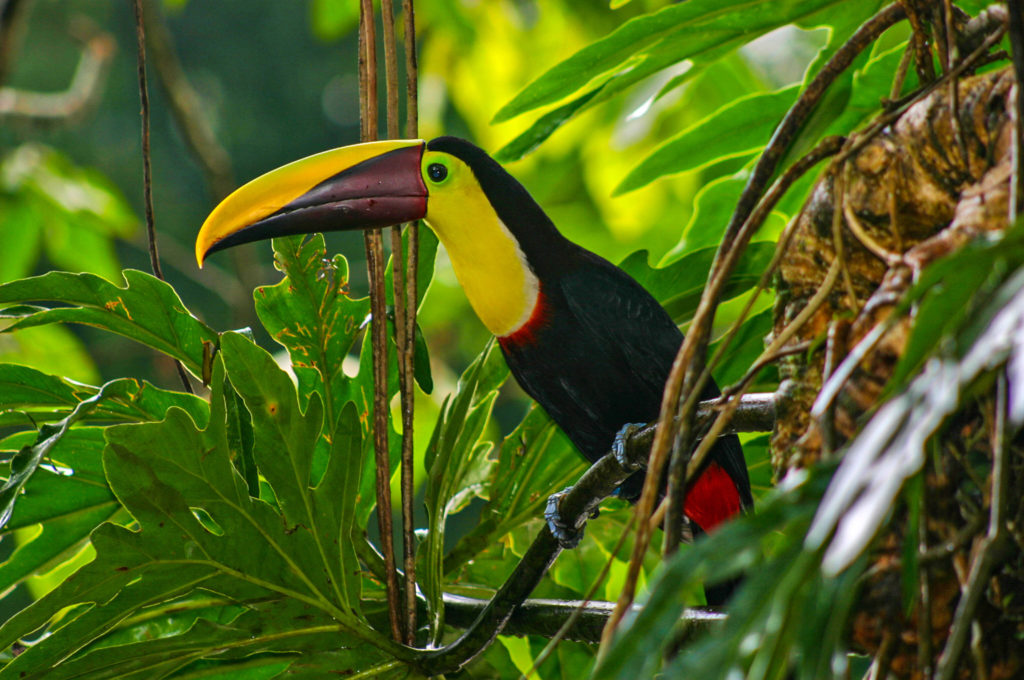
[256,235,370,426]
[310,0,360,41]
[0,270,218,377]
[0,350,400,676]
[0,379,141,531]
[615,85,800,194]
[0,324,100,384]
[444,404,585,576]
[594,468,843,680]
[0,429,121,596]
[0,363,208,428]
[421,340,508,639]
[664,173,785,258]
[494,90,603,163]
[619,241,775,324]
[494,0,847,123]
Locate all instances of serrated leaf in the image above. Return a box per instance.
[0,352,398,677]
[0,270,218,377]
[616,85,799,195]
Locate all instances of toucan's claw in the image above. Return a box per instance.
[612,422,647,471]
[545,486,595,549]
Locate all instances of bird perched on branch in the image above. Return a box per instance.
[196,136,752,605]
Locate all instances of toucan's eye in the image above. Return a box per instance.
[427,163,448,183]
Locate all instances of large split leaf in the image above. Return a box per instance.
[0,337,395,678]
[0,270,218,377]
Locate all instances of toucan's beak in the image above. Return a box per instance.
[196,139,427,266]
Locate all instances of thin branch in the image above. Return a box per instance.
[141,0,234,202]
[617,4,909,610]
[380,0,417,646]
[132,0,192,395]
[440,594,723,646]
[917,468,934,679]
[0,0,28,87]
[1008,0,1024,218]
[0,26,114,124]
[359,0,402,644]
[934,373,1011,680]
[411,391,774,674]
[401,0,421,647]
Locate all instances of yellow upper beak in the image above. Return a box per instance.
[196,139,427,267]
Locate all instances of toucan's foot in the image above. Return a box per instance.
[546,487,586,549]
[612,422,648,471]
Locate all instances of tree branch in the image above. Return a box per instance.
[415,391,775,674]
[0,23,114,125]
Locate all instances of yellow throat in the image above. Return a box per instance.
[422,151,539,337]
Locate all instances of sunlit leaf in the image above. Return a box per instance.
[494,0,848,123]
[615,85,799,195]
[0,350,396,676]
[619,241,775,324]
[0,270,218,377]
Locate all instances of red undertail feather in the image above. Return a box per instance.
[684,462,742,533]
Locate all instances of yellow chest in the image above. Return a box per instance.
[425,189,539,337]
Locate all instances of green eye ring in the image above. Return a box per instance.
[427,162,449,183]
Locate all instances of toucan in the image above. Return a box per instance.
[196,136,752,605]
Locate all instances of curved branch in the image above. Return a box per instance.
[415,391,776,674]
[0,26,114,124]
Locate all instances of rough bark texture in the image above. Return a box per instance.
[771,65,1023,679]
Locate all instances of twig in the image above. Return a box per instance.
[619,4,908,603]
[380,0,417,646]
[0,25,114,124]
[401,0,421,647]
[917,468,933,679]
[1009,0,1024,218]
[359,0,402,644]
[934,372,1011,680]
[943,0,968,167]
[0,0,28,87]
[132,0,192,395]
[904,1,937,85]
[141,0,234,202]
